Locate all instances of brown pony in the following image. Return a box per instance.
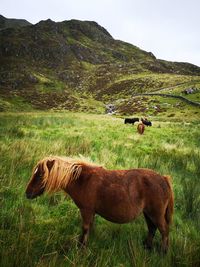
[26,156,174,252]
[137,122,145,134]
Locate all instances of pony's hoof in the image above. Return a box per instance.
[77,240,87,249]
[143,240,153,250]
[160,247,168,254]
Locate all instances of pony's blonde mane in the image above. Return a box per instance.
[35,156,99,193]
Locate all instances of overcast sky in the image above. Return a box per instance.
[1,0,200,66]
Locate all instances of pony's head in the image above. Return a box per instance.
[26,158,55,199]
[25,156,83,199]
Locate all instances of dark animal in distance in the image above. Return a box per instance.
[26,156,174,253]
[124,118,139,124]
[141,118,152,126]
[137,122,145,134]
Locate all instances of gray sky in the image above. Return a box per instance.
[1,0,200,67]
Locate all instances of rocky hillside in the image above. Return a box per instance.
[0,15,31,30]
[0,16,200,113]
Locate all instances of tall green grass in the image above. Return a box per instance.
[0,112,200,267]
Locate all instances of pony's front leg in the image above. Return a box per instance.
[79,209,94,247]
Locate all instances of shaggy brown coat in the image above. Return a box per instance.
[137,122,145,134]
[26,156,174,252]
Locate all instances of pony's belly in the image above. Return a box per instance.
[98,214,134,224]
[95,185,143,223]
[96,204,140,224]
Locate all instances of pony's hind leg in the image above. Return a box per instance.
[143,212,157,250]
[158,223,169,253]
[79,209,94,247]
[156,216,170,253]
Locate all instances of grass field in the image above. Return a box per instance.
[0,112,200,267]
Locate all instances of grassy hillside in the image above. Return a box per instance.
[0,18,200,113]
[0,112,200,267]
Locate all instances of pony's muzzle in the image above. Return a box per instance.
[26,192,35,199]
[26,186,45,199]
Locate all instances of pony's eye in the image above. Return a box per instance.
[34,173,43,182]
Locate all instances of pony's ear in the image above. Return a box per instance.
[46,160,55,171]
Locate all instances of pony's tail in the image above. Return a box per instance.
[163,175,174,225]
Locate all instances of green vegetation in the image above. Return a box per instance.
[1,112,200,267]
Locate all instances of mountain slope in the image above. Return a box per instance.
[0,17,200,113]
[0,15,31,30]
